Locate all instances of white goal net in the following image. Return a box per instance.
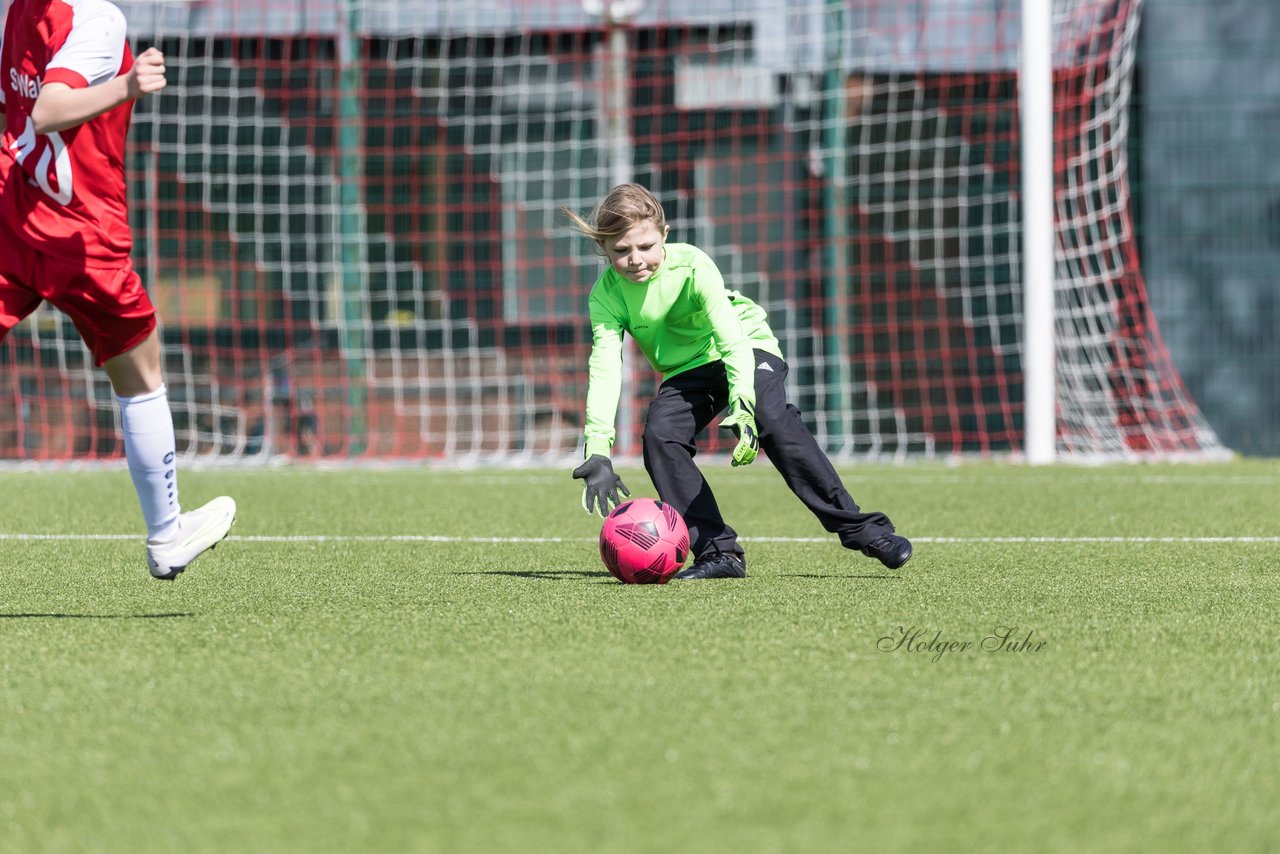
[0,0,1224,462]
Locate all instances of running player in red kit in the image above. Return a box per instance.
[0,0,235,579]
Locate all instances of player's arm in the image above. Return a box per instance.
[582,292,627,459]
[694,252,756,405]
[694,251,760,465]
[30,47,166,136]
[573,291,631,516]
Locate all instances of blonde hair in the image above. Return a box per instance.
[561,183,668,255]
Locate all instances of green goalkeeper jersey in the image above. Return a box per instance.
[583,242,782,458]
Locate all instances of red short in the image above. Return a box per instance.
[0,234,156,367]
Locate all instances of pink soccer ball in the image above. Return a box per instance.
[599,498,690,584]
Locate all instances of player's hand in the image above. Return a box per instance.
[572,454,631,518]
[127,48,167,100]
[720,398,759,466]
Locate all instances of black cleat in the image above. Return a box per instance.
[861,534,913,569]
[675,551,747,580]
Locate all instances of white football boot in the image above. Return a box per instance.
[146,496,237,580]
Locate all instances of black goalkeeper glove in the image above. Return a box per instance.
[572,454,631,518]
[719,398,759,466]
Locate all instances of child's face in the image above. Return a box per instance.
[603,219,668,283]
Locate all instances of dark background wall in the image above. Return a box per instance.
[1137,0,1280,456]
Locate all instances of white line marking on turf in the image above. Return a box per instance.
[3,534,1280,544]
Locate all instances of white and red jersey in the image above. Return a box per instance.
[0,0,135,262]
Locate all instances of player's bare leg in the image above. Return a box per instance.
[103,328,164,396]
[105,331,236,579]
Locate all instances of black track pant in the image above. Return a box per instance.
[641,350,895,560]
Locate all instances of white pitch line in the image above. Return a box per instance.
[2,534,1280,545]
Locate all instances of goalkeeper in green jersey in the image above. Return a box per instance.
[564,184,912,579]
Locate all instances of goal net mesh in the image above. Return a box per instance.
[0,0,1224,462]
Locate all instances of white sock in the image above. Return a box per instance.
[117,385,181,542]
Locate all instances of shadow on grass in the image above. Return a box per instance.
[460,570,898,583]
[458,570,609,581]
[0,612,195,620]
[780,574,899,580]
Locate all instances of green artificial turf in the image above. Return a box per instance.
[1,460,1277,852]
